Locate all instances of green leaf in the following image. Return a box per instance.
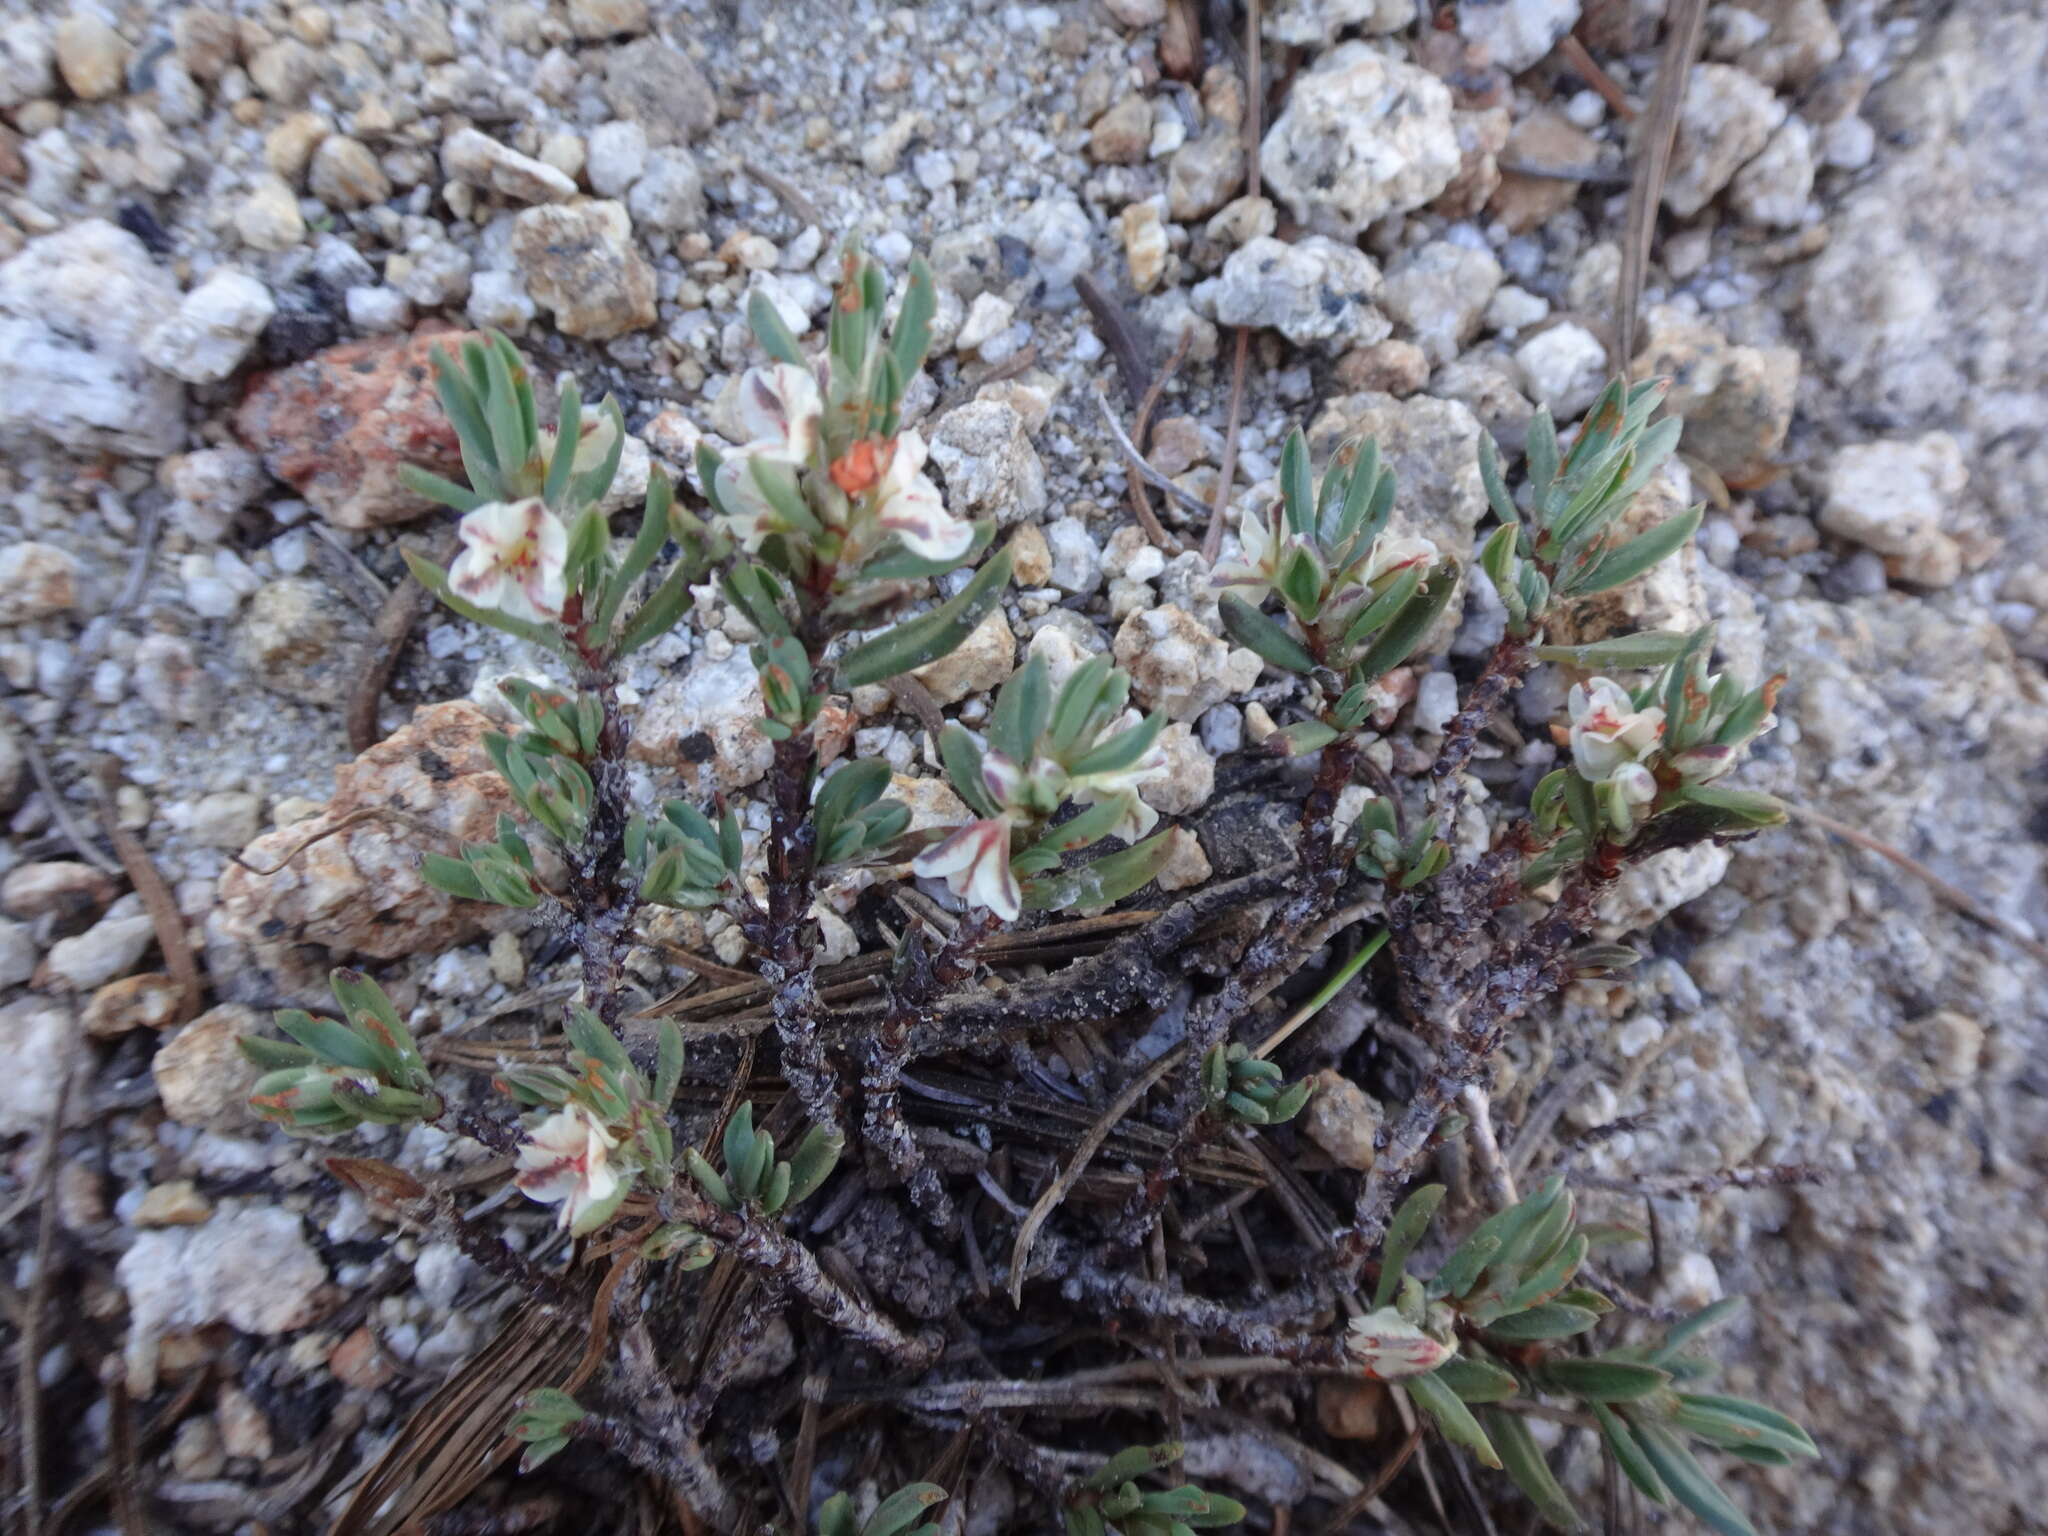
[615,558,697,656]
[834,552,1013,688]
[238,1034,317,1070]
[1670,1394,1819,1459]
[1531,630,1697,669]
[1525,407,1559,516]
[1219,592,1316,675]
[1065,709,1165,778]
[889,256,938,383]
[1375,1184,1446,1308]
[421,851,487,901]
[1481,1303,1602,1343]
[1634,1424,1760,1536]
[1406,1370,1500,1469]
[1477,432,1519,526]
[481,336,529,484]
[1273,719,1340,757]
[938,723,1000,818]
[864,1484,948,1536]
[653,1018,685,1107]
[1570,505,1704,596]
[1278,428,1313,536]
[784,1125,843,1206]
[748,290,807,367]
[988,651,1052,765]
[1352,563,1459,682]
[1432,1355,1520,1404]
[599,464,674,633]
[276,1011,384,1074]
[1484,1409,1582,1532]
[1536,1357,1670,1402]
[1019,830,1175,912]
[1086,1446,1182,1492]
[397,464,484,513]
[1590,1404,1667,1505]
[544,378,581,508]
[1500,1233,1589,1314]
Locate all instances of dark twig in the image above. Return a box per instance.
[1204,328,1251,564]
[1615,0,1708,368]
[349,531,455,754]
[93,759,203,1024]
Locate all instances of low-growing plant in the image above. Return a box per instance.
[238,244,1808,1535]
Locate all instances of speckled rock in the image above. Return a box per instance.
[0,542,80,623]
[1664,64,1786,217]
[927,401,1047,526]
[118,1204,329,1392]
[235,329,480,529]
[1820,433,1969,588]
[1113,605,1261,721]
[1199,236,1389,353]
[912,610,1016,706]
[1457,0,1579,71]
[601,37,716,145]
[1260,42,1460,236]
[142,270,275,385]
[0,219,186,456]
[630,649,774,790]
[1379,240,1502,365]
[1631,306,1799,480]
[151,1003,262,1128]
[511,200,657,340]
[218,702,525,960]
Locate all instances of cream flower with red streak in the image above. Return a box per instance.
[912,818,1021,922]
[733,363,823,463]
[1566,677,1666,784]
[448,497,570,623]
[514,1103,623,1234]
[873,431,975,563]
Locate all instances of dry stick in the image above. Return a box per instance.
[17,1057,73,1536]
[348,532,455,754]
[1613,0,1708,370]
[1092,389,1215,519]
[1074,272,1151,409]
[662,1184,942,1368]
[1458,1084,1518,1210]
[1007,1042,1188,1304]
[1556,33,1636,121]
[1124,328,1194,555]
[1204,329,1251,564]
[1788,800,2048,968]
[1199,0,1263,564]
[12,720,119,875]
[92,760,203,1024]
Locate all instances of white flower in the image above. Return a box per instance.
[1213,501,1282,601]
[712,447,791,552]
[912,817,1021,922]
[514,1104,623,1234]
[873,431,974,563]
[1567,677,1666,783]
[448,498,569,623]
[1363,533,1440,585]
[536,406,621,482]
[1065,711,1170,843]
[1344,1308,1457,1380]
[733,363,823,463]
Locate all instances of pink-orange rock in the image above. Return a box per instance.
[234,328,482,529]
[217,701,521,960]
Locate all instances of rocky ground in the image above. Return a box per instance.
[0,0,2043,1532]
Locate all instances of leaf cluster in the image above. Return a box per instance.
[239,969,441,1135]
[1476,378,1702,635]
[1064,1445,1246,1536]
[683,1102,841,1216]
[1219,430,1460,752]
[1200,1042,1311,1127]
[1370,1181,1818,1534]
